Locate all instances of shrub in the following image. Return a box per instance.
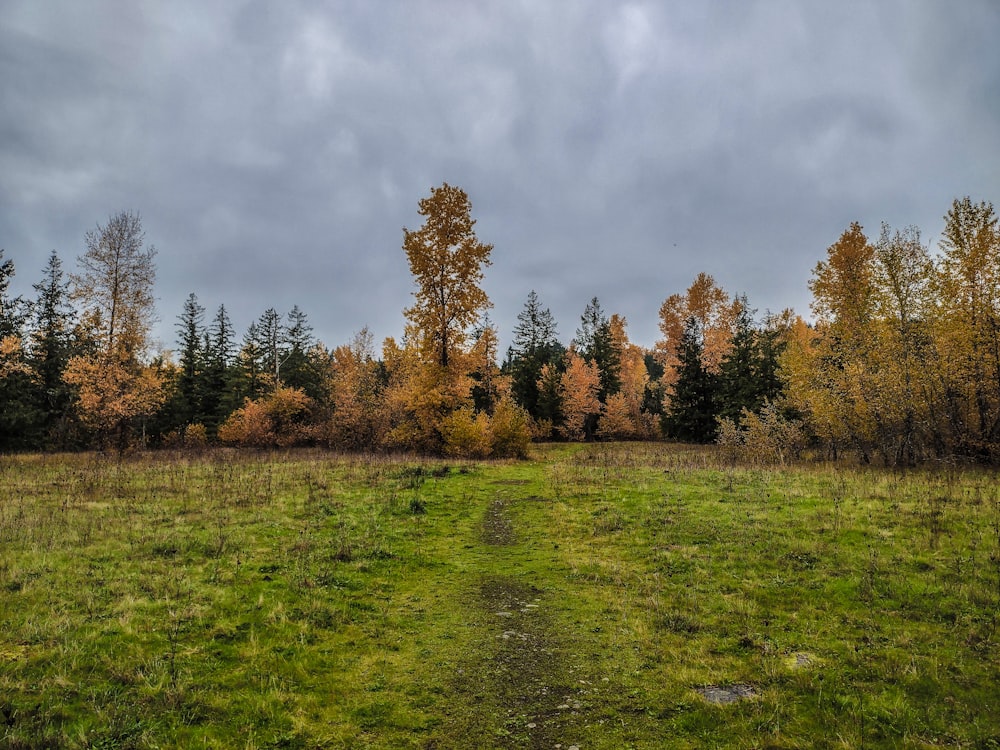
[218,387,314,448]
[183,422,208,448]
[717,402,805,466]
[489,398,532,458]
[440,408,492,459]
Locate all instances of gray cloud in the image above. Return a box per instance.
[2,0,998,353]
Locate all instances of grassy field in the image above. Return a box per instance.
[0,443,998,748]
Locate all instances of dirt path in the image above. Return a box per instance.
[439,496,586,749]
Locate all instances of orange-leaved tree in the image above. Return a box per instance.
[558,349,602,441]
[322,327,388,450]
[599,315,654,439]
[217,385,313,448]
[63,211,165,448]
[657,272,739,385]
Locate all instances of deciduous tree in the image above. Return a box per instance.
[558,349,601,441]
[63,211,165,447]
[323,327,388,450]
[657,272,739,385]
[933,197,1000,456]
[403,183,493,370]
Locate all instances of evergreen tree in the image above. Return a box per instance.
[234,321,265,401]
[0,250,37,450]
[573,296,620,402]
[664,317,719,442]
[470,315,501,414]
[172,293,206,427]
[202,304,237,434]
[716,297,785,422]
[642,353,667,419]
[506,290,564,418]
[256,308,283,388]
[27,251,78,447]
[535,361,564,436]
[0,249,25,338]
[281,305,323,399]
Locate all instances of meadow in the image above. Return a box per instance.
[0,443,998,749]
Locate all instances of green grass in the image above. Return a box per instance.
[1,444,999,748]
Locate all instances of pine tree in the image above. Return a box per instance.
[256,308,283,388]
[27,251,77,447]
[506,290,564,418]
[281,305,324,399]
[202,304,237,434]
[716,297,785,422]
[0,250,37,449]
[664,317,719,442]
[535,361,563,437]
[470,315,501,414]
[234,321,265,402]
[173,292,206,427]
[573,297,620,402]
[0,249,25,339]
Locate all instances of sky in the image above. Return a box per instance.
[2,1,999,356]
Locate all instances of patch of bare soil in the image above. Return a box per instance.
[481,498,515,546]
[436,501,587,749]
[470,577,583,749]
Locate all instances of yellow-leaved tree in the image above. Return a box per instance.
[403,183,493,371]
[933,197,1000,457]
[782,222,878,459]
[399,183,494,452]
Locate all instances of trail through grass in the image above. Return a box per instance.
[1,444,999,748]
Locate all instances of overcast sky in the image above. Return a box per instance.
[2,1,999,354]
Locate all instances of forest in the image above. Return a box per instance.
[1,184,999,466]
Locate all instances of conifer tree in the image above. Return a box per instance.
[716,297,785,423]
[506,290,563,419]
[281,305,324,400]
[202,304,237,433]
[664,317,719,442]
[0,250,36,449]
[573,297,620,402]
[28,251,77,447]
[172,292,206,427]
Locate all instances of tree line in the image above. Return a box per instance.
[1,187,998,464]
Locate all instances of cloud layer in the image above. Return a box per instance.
[2,1,998,351]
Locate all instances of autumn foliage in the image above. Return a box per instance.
[5,192,1000,464]
[218,386,313,448]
